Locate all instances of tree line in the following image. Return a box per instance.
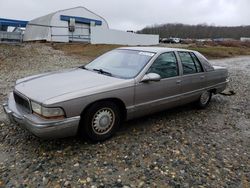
[137,24,250,39]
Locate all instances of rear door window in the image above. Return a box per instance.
[178,52,203,75]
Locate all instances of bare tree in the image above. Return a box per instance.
[137,23,250,39]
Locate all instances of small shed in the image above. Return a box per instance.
[0,18,28,42]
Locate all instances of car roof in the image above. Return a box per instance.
[118,46,195,53]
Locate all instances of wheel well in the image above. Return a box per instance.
[210,89,217,94]
[80,98,127,121]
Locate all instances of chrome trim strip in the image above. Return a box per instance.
[134,81,228,108]
[24,115,81,128]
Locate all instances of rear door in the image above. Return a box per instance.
[134,52,182,116]
[177,51,206,104]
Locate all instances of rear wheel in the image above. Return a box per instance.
[198,90,212,108]
[80,101,121,142]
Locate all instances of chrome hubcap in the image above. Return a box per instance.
[92,108,115,135]
[200,91,210,105]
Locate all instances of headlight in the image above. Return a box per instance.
[31,101,42,114]
[31,101,65,119]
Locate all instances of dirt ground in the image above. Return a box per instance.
[0,43,249,187]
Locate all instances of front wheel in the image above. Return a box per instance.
[197,91,212,108]
[80,101,121,142]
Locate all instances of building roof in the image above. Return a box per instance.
[27,6,108,28]
[0,18,28,27]
[60,15,102,26]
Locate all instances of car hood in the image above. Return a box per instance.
[15,68,126,104]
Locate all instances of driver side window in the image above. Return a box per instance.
[147,52,178,79]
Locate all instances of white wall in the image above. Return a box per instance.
[24,13,53,41]
[50,13,69,42]
[91,27,159,46]
[240,37,250,42]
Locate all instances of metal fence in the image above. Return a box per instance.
[27,23,91,43]
[0,23,91,43]
[0,31,23,43]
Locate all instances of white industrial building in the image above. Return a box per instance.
[23,7,159,45]
[240,37,250,42]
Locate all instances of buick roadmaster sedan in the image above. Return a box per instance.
[3,47,228,141]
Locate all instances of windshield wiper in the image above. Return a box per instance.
[79,65,89,70]
[93,69,112,76]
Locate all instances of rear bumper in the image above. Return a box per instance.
[2,93,80,139]
[215,79,229,93]
[208,79,229,94]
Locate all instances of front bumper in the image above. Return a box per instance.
[2,93,80,139]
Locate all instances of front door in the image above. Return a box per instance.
[134,52,182,117]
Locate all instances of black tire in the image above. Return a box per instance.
[197,91,212,109]
[79,101,121,142]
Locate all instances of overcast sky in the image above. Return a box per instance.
[0,0,249,31]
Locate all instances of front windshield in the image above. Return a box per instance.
[85,49,155,78]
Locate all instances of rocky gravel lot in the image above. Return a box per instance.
[0,44,249,187]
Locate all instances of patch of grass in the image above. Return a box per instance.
[188,45,250,59]
[50,43,123,59]
[49,42,250,60]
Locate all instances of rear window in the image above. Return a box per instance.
[195,52,214,72]
[190,52,203,72]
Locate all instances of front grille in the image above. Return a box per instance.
[13,92,31,113]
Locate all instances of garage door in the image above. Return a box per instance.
[68,23,90,42]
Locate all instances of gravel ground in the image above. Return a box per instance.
[0,44,249,187]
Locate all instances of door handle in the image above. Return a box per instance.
[176,80,181,84]
[200,75,205,79]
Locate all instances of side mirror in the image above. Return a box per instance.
[141,73,161,83]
